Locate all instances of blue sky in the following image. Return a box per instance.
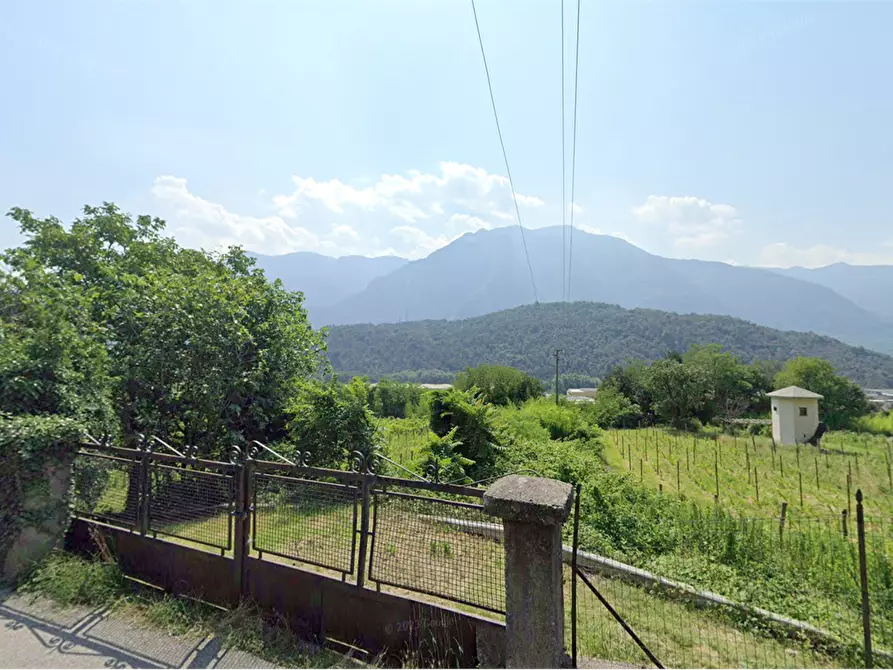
[2,1,891,266]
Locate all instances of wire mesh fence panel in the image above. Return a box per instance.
[369,489,505,614]
[71,452,140,530]
[862,516,893,665]
[147,462,234,550]
[251,472,359,575]
[569,562,854,669]
[569,508,871,669]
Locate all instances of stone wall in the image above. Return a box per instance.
[1,447,75,583]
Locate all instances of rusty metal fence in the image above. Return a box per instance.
[70,439,505,616]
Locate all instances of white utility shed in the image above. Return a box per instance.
[767,386,823,445]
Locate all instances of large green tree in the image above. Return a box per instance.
[2,203,328,455]
[644,358,712,429]
[774,357,869,429]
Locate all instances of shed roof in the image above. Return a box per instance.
[767,385,824,399]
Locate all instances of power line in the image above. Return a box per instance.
[567,0,582,302]
[561,0,567,302]
[471,0,539,304]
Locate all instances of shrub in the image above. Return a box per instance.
[518,398,599,441]
[455,364,544,406]
[428,388,500,479]
[582,386,641,428]
[368,379,422,419]
[286,378,377,467]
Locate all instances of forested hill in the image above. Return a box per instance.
[326,302,893,387]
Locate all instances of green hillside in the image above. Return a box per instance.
[326,301,893,387]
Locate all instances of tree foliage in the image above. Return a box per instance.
[455,364,544,406]
[367,379,422,419]
[286,378,377,466]
[326,302,893,387]
[428,388,500,480]
[1,203,327,456]
[774,357,870,430]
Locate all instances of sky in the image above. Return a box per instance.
[1,1,892,267]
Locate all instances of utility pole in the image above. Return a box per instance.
[554,348,564,406]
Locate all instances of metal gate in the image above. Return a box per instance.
[569,484,662,669]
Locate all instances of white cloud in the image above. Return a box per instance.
[758,242,893,268]
[273,161,543,224]
[152,162,548,259]
[632,195,742,247]
[152,175,322,254]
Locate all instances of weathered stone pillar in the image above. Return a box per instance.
[483,475,573,669]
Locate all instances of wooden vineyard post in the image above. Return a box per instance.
[856,489,873,668]
[686,446,690,471]
[780,453,784,478]
[847,471,853,519]
[815,456,820,488]
[796,445,801,470]
[677,460,681,496]
[714,450,720,503]
[799,472,804,508]
[640,458,643,481]
[842,509,849,538]
[886,448,892,488]
[755,468,760,502]
[779,501,788,543]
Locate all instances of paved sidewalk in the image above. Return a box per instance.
[0,591,278,669]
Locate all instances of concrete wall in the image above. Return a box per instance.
[772,397,820,444]
[65,519,505,667]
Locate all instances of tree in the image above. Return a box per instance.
[602,361,654,422]
[683,344,765,420]
[286,379,377,467]
[774,357,870,429]
[3,204,328,455]
[368,379,422,418]
[455,364,544,406]
[644,358,711,429]
[583,387,642,428]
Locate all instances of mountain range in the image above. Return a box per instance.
[251,226,893,354]
[325,302,893,388]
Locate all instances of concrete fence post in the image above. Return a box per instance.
[484,475,574,669]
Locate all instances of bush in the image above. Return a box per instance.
[286,378,377,467]
[20,551,126,606]
[428,388,500,480]
[582,387,641,428]
[414,428,475,484]
[856,411,893,436]
[455,364,544,406]
[368,379,422,419]
[518,398,599,441]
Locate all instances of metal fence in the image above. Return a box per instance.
[569,487,891,668]
[70,440,505,616]
[369,485,505,614]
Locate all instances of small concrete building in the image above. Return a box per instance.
[767,386,824,445]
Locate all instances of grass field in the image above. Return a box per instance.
[603,428,893,517]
